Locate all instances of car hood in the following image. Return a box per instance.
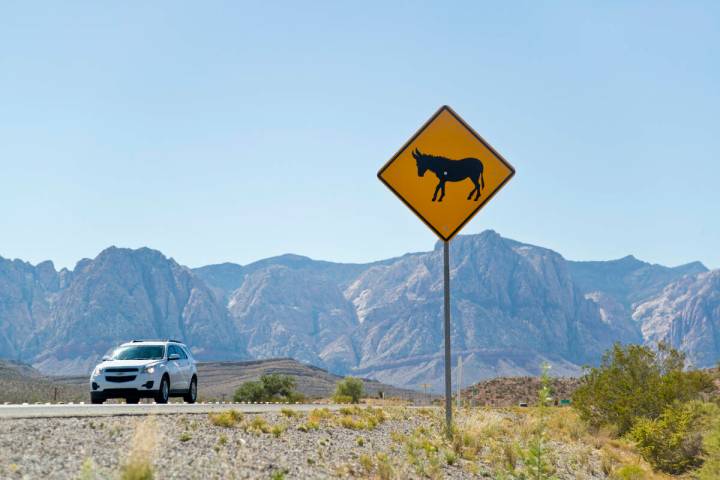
[97,359,160,369]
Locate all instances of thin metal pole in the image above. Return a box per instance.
[443,240,452,437]
[457,355,462,410]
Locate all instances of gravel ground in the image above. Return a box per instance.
[0,409,471,479]
[0,407,610,480]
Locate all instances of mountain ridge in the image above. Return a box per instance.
[1,231,718,391]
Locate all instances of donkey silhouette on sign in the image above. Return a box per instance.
[412,149,485,202]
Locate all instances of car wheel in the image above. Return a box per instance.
[183,376,197,404]
[90,393,105,404]
[155,376,169,404]
[126,396,140,404]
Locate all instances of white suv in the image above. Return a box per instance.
[90,340,197,404]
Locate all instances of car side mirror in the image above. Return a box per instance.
[168,353,180,361]
[102,355,112,361]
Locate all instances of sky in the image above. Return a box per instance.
[1,2,718,270]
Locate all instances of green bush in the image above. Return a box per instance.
[610,465,644,480]
[697,408,720,480]
[285,390,306,403]
[233,380,265,403]
[628,401,716,474]
[233,374,302,403]
[572,342,714,434]
[334,377,364,404]
[261,373,296,398]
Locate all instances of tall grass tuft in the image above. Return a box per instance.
[208,409,243,427]
[521,363,557,480]
[119,417,157,480]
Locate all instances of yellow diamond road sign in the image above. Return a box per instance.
[378,105,515,241]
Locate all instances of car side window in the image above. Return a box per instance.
[168,344,187,360]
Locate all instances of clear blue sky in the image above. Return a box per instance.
[1,2,718,270]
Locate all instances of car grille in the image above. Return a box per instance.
[105,367,139,373]
[106,376,137,383]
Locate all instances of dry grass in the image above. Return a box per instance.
[77,458,95,480]
[119,417,157,480]
[244,416,271,434]
[357,452,397,480]
[297,419,320,432]
[208,409,243,427]
[368,406,678,479]
[308,408,332,422]
[335,406,387,430]
[280,407,301,418]
[11,404,685,480]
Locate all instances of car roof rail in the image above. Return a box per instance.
[130,339,174,343]
[128,338,183,344]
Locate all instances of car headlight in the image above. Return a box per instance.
[144,365,155,374]
[93,366,103,376]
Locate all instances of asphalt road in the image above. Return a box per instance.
[0,402,344,419]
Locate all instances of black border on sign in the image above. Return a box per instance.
[377,105,516,242]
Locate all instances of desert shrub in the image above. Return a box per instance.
[336,407,386,430]
[340,415,365,430]
[359,453,373,472]
[271,424,286,438]
[628,401,719,474]
[334,377,364,404]
[209,409,243,427]
[333,394,354,404]
[280,407,299,418]
[572,342,714,434]
[297,420,320,432]
[286,390,306,403]
[233,374,302,403]
[233,380,265,402]
[340,406,361,415]
[375,453,394,480]
[261,373,296,399]
[309,407,332,422]
[245,416,271,434]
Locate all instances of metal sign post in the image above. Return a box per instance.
[457,353,463,410]
[443,240,452,437]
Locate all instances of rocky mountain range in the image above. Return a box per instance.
[0,230,716,391]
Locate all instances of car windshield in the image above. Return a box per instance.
[111,345,165,360]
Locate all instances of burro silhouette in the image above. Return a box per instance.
[412,149,485,202]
